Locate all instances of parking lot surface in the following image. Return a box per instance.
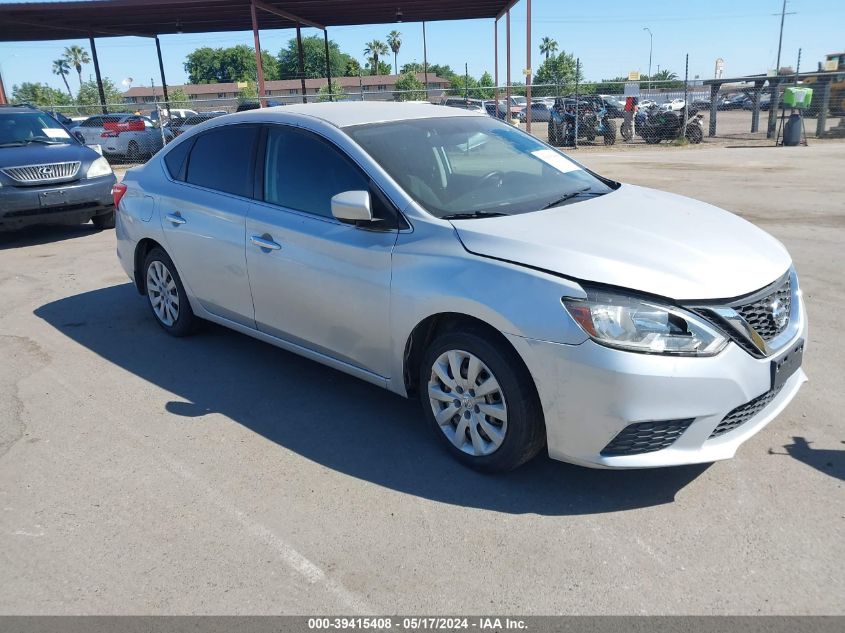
[0,143,843,615]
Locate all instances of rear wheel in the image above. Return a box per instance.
[143,247,196,337]
[686,123,703,144]
[603,120,617,145]
[126,140,141,162]
[92,209,115,230]
[419,329,545,472]
[645,134,662,144]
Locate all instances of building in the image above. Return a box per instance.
[123,73,451,108]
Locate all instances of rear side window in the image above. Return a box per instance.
[263,126,368,218]
[163,138,194,181]
[185,125,258,197]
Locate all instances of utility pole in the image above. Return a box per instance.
[643,27,653,90]
[465,62,469,101]
[768,0,796,138]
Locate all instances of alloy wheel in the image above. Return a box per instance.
[146,260,180,327]
[427,349,508,456]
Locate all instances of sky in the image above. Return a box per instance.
[1,0,843,94]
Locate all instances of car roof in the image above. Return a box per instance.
[231,101,485,128]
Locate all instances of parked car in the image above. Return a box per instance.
[440,97,486,112]
[516,100,554,122]
[0,105,116,230]
[170,112,226,137]
[116,102,806,472]
[717,94,748,110]
[75,113,172,161]
[660,98,686,111]
[148,108,198,124]
[596,94,625,118]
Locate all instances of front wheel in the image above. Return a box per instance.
[419,330,545,472]
[603,120,617,145]
[143,247,197,337]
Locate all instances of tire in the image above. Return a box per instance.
[126,141,141,162]
[91,209,115,230]
[603,120,617,145]
[686,123,703,144]
[419,329,545,472]
[547,121,559,146]
[142,247,196,337]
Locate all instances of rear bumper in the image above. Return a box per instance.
[0,175,115,230]
[505,300,808,469]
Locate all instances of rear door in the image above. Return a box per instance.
[158,124,259,327]
[245,124,398,377]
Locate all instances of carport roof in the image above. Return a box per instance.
[0,0,519,41]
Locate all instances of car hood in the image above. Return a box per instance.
[0,142,99,169]
[450,184,791,301]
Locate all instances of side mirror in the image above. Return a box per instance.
[331,190,373,223]
[73,130,85,143]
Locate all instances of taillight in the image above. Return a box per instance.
[111,183,128,208]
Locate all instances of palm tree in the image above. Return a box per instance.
[52,58,73,99]
[364,40,389,76]
[539,37,558,62]
[652,69,679,82]
[386,30,402,75]
[63,45,91,90]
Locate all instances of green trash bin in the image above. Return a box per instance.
[784,86,813,109]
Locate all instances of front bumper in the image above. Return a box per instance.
[506,303,808,469]
[0,174,115,229]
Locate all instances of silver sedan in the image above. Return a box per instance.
[115,102,806,472]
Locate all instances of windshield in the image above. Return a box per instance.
[345,116,614,218]
[0,112,76,147]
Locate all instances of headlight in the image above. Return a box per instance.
[86,156,113,178]
[562,289,727,356]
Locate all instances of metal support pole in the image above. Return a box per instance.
[682,53,689,140]
[296,23,307,104]
[494,19,498,112]
[708,83,719,137]
[88,35,107,114]
[525,0,532,133]
[323,29,333,102]
[249,0,266,107]
[574,59,580,149]
[154,36,170,115]
[506,9,511,122]
[767,78,780,138]
[422,21,429,102]
[751,80,764,133]
[816,78,831,138]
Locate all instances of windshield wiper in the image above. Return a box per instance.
[441,211,509,220]
[541,187,603,210]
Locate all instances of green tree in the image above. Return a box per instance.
[394,72,425,101]
[237,81,258,104]
[477,71,495,99]
[400,62,455,80]
[651,69,678,82]
[386,30,402,75]
[539,36,559,61]
[534,50,582,96]
[450,72,479,98]
[277,36,352,79]
[11,82,72,107]
[364,40,389,76]
[184,46,278,84]
[52,59,74,100]
[344,57,362,77]
[167,86,190,106]
[75,78,124,114]
[317,80,345,102]
[63,45,91,91]
[365,59,391,76]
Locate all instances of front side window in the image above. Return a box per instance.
[185,125,258,197]
[0,111,76,146]
[346,116,614,219]
[263,126,368,219]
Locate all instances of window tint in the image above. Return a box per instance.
[82,117,101,127]
[186,125,258,197]
[164,138,194,181]
[263,126,368,218]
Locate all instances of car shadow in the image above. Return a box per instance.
[35,283,710,516]
[770,437,845,482]
[0,223,101,250]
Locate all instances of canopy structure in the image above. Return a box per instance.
[0,0,540,130]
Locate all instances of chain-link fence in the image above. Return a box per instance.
[42,71,845,168]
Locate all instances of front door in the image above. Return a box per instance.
[245,125,397,377]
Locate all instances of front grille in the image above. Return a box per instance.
[1,161,81,184]
[709,385,784,439]
[734,276,791,342]
[600,419,694,456]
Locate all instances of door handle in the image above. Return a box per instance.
[165,213,186,225]
[250,234,282,251]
